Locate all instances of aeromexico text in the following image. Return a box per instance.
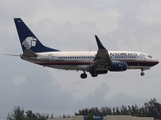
[110,53,137,56]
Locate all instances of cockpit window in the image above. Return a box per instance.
[148,55,152,58]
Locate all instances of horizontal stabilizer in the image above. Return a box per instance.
[22,49,37,57]
[3,54,20,56]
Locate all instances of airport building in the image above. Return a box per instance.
[47,115,154,120]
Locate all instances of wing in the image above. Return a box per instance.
[86,35,111,71]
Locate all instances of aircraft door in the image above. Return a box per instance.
[140,54,145,61]
[48,54,54,61]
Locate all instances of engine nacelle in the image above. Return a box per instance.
[109,62,127,71]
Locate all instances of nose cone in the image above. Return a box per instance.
[153,60,159,66]
[155,60,159,65]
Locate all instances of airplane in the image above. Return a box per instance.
[14,18,159,79]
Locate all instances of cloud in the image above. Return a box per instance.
[29,1,121,34]
[80,83,110,108]
[137,1,161,25]
[0,0,161,119]
[107,92,144,107]
[13,76,26,91]
[32,19,100,51]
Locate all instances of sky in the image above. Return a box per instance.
[0,0,161,119]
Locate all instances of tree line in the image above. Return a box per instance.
[7,98,161,120]
[75,98,161,119]
[7,107,70,120]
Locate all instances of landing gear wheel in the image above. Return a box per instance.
[80,73,87,79]
[141,72,145,76]
[91,73,98,77]
[140,69,145,76]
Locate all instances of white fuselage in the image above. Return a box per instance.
[21,51,158,71]
[14,18,159,78]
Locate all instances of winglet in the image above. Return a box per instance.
[95,35,105,49]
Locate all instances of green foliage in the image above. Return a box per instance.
[7,98,161,120]
[62,114,71,118]
[7,107,51,120]
[7,106,24,120]
[75,98,161,119]
[86,113,94,120]
[22,118,33,120]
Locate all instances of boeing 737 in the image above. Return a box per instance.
[14,18,159,79]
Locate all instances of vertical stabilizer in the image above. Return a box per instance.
[14,18,59,52]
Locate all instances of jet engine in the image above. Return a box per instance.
[109,62,127,71]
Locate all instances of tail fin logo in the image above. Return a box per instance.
[22,37,37,49]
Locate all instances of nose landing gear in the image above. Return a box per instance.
[141,72,145,76]
[141,69,145,76]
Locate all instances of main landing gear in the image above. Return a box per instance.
[80,71,87,79]
[91,72,98,77]
[140,69,145,76]
[80,71,98,79]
